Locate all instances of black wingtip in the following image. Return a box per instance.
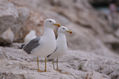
[47,54,51,58]
[19,44,25,49]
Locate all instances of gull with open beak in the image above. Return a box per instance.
[23,18,60,72]
[47,26,72,71]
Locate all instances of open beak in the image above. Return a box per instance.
[54,23,61,27]
[67,30,72,34]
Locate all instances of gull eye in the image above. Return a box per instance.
[49,20,52,23]
[63,28,65,30]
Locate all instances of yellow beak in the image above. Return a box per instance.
[54,24,61,27]
[67,30,72,34]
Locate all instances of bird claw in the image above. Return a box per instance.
[55,68,62,72]
[56,69,70,74]
[44,69,47,72]
[37,69,44,72]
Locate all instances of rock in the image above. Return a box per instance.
[0,28,14,43]
[66,24,102,51]
[84,72,110,79]
[10,43,23,49]
[0,47,118,79]
[65,24,115,58]
[0,73,25,79]
[0,47,6,59]
[42,10,70,25]
[115,29,119,37]
[0,0,18,34]
[0,0,30,44]
[19,10,45,42]
[0,47,33,61]
[62,50,119,79]
[13,6,30,42]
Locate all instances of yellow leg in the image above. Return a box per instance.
[37,57,43,72]
[37,56,40,72]
[56,57,62,72]
[52,59,55,70]
[56,57,59,70]
[44,57,47,72]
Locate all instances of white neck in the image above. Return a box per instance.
[57,33,67,49]
[43,27,55,40]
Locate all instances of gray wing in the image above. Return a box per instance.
[23,37,40,54]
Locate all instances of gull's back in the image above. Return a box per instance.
[23,37,40,54]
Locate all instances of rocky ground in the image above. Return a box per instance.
[0,0,119,79]
[0,47,119,79]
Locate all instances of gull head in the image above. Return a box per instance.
[30,30,36,35]
[44,19,60,29]
[58,26,72,34]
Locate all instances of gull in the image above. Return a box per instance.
[47,26,72,71]
[23,19,60,72]
[20,30,37,49]
[24,30,37,45]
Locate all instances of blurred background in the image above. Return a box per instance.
[0,0,119,79]
[0,0,119,54]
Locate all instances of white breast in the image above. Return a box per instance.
[48,33,68,59]
[31,28,56,57]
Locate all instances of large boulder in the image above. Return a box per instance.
[0,0,18,44]
[0,0,30,44]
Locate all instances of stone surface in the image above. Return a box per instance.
[0,47,118,79]
[0,0,30,43]
[0,0,18,34]
[0,28,14,43]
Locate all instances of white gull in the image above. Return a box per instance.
[47,26,72,71]
[23,18,60,72]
